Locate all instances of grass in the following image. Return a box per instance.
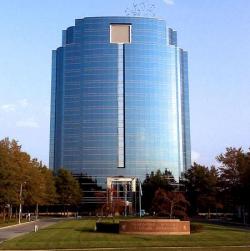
[0,219,249,250]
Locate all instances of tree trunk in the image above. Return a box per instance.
[8,204,12,221]
[170,202,174,219]
[15,207,18,219]
[35,203,39,220]
[3,207,5,222]
[242,206,246,225]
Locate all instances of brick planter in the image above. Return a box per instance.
[119,219,190,235]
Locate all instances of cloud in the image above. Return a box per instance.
[191,150,200,163]
[163,0,174,5]
[0,104,16,112]
[0,99,29,112]
[16,118,39,128]
[18,99,29,108]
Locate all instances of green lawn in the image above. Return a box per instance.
[0,219,250,250]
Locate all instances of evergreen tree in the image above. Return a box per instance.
[184,163,220,216]
[142,169,175,212]
[55,168,81,215]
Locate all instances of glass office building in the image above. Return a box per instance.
[49,16,191,186]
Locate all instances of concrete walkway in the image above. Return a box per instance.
[0,218,62,242]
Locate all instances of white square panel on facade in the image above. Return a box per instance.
[110,24,131,44]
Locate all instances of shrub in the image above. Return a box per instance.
[95,222,119,233]
[190,223,203,233]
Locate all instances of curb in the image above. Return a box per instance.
[0,220,39,230]
[1,246,250,251]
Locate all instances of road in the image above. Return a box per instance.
[0,218,62,242]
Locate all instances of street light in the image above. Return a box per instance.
[18,181,26,224]
[138,179,143,218]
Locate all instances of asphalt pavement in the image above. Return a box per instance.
[0,218,62,242]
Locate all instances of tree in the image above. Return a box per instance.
[142,169,176,212]
[217,147,250,223]
[55,169,81,215]
[77,173,103,213]
[152,189,189,219]
[0,138,30,221]
[40,165,57,205]
[23,159,57,219]
[0,138,19,220]
[102,192,126,217]
[23,158,46,219]
[242,151,250,223]
[0,138,58,222]
[184,163,220,216]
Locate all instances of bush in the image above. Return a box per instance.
[190,223,203,233]
[95,222,119,233]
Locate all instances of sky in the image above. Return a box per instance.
[0,0,250,167]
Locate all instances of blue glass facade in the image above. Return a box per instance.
[49,17,191,185]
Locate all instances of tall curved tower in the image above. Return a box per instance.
[49,16,191,185]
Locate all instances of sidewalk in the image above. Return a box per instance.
[0,218,61,242]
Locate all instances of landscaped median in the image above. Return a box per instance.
[0,218,249,250]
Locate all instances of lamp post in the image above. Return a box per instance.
[124,183,127,217]
[18,181,26,224]
[18,183,23,224]
[138,179,142,218]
